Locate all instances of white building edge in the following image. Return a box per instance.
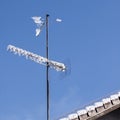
[59,91,120,120]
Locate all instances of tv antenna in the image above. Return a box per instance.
[7,14,67,120]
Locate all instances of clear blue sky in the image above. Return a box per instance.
[1,0,120,120]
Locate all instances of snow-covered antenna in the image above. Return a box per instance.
[7,14,66,120]
[7,44,66,72]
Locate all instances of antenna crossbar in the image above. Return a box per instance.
[7,45,66,72]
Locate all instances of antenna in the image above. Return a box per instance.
[7,14,66,120]
[7,45,66,72]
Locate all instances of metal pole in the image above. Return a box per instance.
[46,14,50,120]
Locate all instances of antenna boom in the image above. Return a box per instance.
[7,45,66,72]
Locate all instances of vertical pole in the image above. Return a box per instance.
[46,14,50,120]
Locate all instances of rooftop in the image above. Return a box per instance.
[59,91,120,120]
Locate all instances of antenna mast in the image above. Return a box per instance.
[46,14,50,120]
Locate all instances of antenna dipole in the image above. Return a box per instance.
[7,45,66,72]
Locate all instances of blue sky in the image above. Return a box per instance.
[1,0,120,120]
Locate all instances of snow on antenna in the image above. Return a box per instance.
[56,18,62,22]
[7,44,66,72]
[31,16,45,36]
